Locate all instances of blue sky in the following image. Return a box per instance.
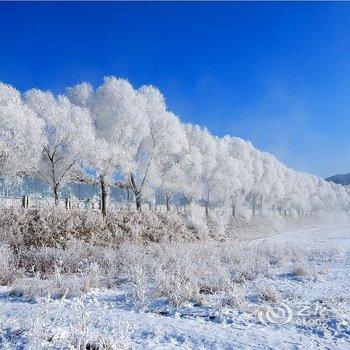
[0,2,350,177]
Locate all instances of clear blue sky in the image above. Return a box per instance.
[1,2,350,178]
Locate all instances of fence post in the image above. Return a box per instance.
[22,195,29,209]
[65,198,71,209]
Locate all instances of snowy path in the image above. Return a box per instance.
[1,225,350,349]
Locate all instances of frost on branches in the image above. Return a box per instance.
[0,77,349,217]
[0,83,44,181]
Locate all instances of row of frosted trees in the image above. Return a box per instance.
[0,77,349,217]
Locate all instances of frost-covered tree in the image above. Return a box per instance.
[157,117,188,211]
[57,78,350,217]
[0,83,44,183]
[0,78,349,218]
[66,82,93,108]
[177,126,205,206]
[127,86,186,211]
[219,136,253,216]
[25,89,94,205]
[67,77,147,215]
[180,125,222,215]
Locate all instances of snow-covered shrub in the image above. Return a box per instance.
[255,241,293,266]
[152,247,202,306]
[10,270,103,300]
[17,240,121,290]
[0,205,345,307]
[0,293,135,349]
[0,208,204,250]
[306,245,342,263]
[118,243,154,303]
[257,283,281,302]
[0,209,26,251]
[196,261,233,294]
[217,243,272,282]
[230,257,271,283]
[19,240,94,276]
[10,276,65,299]
[88,245,121,288]
[184,204,209,236]
[0,244,18,285]
[292,263,312,277]
[110,209,204,244]
[220,287,246,308]
[119,241,274,306]
[0,207,106,249]
[119,243,200,305]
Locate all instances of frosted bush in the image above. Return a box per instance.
[220,287,246,309]
[197,262,233,294]
[0,294,135,349]
[119,244,153,302]
[88,246,121,287]
[292,262,312,277]
[0,207,345,306]
[120,243,207,305]
[19,240,96,276]
[9,235,341,304]
[257,283,281,302]
[0,208,203,251]
[10,270,103,300]
[0,244,18,285]
[306,245,342,263]
[255,241,292,266]
[119,241,274,306]
[153,250,202,306]
[10,276,69,299]
[0,209,26,250]
[184,204,209,235]
[117,239,342,306]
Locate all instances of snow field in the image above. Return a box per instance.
[0,215,349,349]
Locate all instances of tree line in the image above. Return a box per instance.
[1,77,349,217]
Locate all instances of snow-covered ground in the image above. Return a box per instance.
[1,225,349,349]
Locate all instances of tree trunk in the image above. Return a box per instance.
[259,195,263,216]
[100,177,108,217]
[135,193,142,211]
[130,173,142,211]
[166,192,173,212]
[183,196,192,205]
[166,198,170,212]
[250,192,258,218]
[205,192,210,217]
[53,184,59,206]
[232,203,236,217]
[205,202,209,217]
[251,196,256,217]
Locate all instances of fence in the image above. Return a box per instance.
[0,195,182,213]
